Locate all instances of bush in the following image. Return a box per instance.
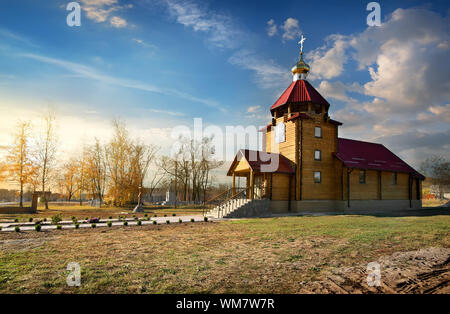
[152,220,157,225]
[172,213,176,217]
[51,214,62,225]
[87,218,100,224]
[191,218,195,223]
[204,217,208,222]
[109,216,112,219]
[85,217,89,221]
[15,226,20,232]
[137,220,142,226]
[35,224,41,232]
[56,225,62,230]
[154,214,157,217]
[164,214,167,217]
[91,223,96,228]
[75,223,79,229]
[123,221,128,226]
[107,221,112,227]
[14,218,19,223]
[144,214,148,217]
[0,226,2,231]
[71,216,75,221]
[43,218,47,222]
[146,217,150,221]
[179,218,182,223]
[29,217,33,222]
[166,220,170,224]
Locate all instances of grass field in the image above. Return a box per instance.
[0,214,448,293]
[0,204,204,222]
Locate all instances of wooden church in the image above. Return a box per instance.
[227,40,424,213]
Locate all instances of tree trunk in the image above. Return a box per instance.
[19,181,23,208]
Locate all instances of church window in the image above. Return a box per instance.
[314,149,321,161]
[359,170,366,184]
[315,126,322,138]
[314,171,321,183]
[392,173,397,185]
[275,122,286,143]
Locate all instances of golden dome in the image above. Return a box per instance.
[291,52,310,75]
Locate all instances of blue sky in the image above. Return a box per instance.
[0,0,449,177]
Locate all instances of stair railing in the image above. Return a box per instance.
[203,187,249,218]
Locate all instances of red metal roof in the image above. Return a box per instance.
[271,79,330,111]
[335,138,425,179]
[227,149,295,176]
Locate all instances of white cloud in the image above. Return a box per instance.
[0,27,37,47]
[267,19,277,37]
[318,80,360,102]
[148,108,185,117]
[110,16,127,28]
[133,38,145,45]
[281,18,301,42]
[307,34,349,80]
[19,53,224,111]
[313,8,450,168]
[247,105,261,113]
[132,38,158,50]
[164,0,291,93]
[228,50,291,90]
[164,0,240,49]
[80,0,131,28]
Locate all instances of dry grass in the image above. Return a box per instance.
[0,214,448,293]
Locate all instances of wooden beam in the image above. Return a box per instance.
[299,119,303,200]
[250,170,254,200]
[347,168,353,208]
[270,173,273,200]
[288,175,292,212]
[409,175,412,208]
[232,173,236,197]
[379,171,382,200]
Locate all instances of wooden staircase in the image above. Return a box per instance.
[204,188,271,219]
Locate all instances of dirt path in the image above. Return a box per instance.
[303,247,449,293]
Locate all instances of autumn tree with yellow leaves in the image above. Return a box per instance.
[6,121,34,207]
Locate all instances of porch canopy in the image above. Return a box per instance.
[228,149,295,176]
[227,149,295,199]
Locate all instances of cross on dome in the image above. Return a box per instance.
[298,35,306,54]
[292,34,310,81]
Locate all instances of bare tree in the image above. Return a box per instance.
[130,142,160,205]
[420,156,450,199]
[36,112,58,209]
[161,136,223,203]
[86,139,107,207]
[145,166,166,202]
